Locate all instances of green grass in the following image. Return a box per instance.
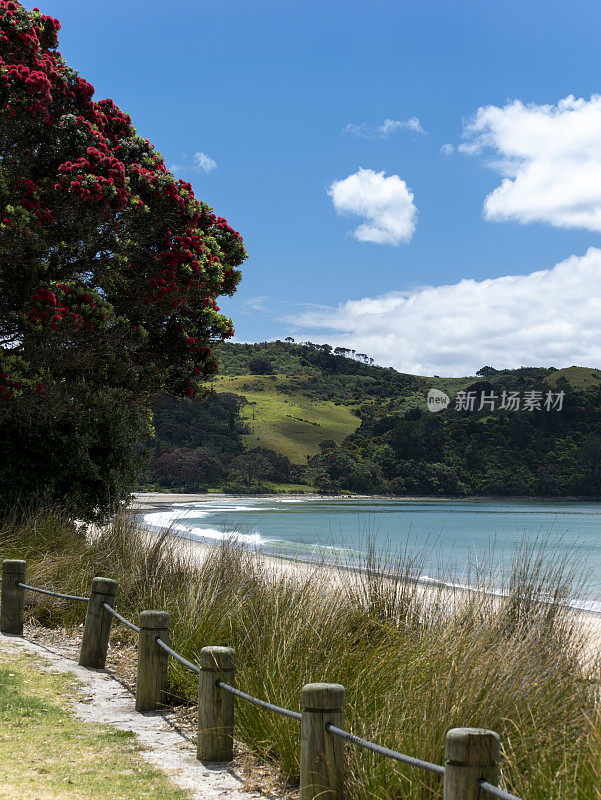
[260,480,318,493]
[1,508,600,800]
[543,366,601,389]
[213,374,361,463]
[0,650,188,800]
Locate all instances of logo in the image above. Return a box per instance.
[426,388,450,412]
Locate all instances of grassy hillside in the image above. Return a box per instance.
[142,341,601,496]
[212,374,360,463]
[543,365,601,389]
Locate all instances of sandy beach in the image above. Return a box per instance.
[130,492,601,660]
[130,491,360,511]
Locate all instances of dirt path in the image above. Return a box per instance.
[0,631,269,800]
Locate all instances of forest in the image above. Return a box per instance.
[140,341,601,497]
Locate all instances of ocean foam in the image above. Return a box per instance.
[143,510,206,528]
[142,510,266,547]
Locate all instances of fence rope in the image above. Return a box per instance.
[479,780,522,800]
[325,723,445,777]
[155,636,200,674]
[4,566,527,800]
[102,603,140,633]
[17,582,88,603]
[217,680,303,721]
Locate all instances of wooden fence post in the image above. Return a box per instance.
[443,727,500,800]
[78,576,117,668]
[136,610,170,712]
[197,646,236,761]
[300,682,345,800]
[0,560,26,635]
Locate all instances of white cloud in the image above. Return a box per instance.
[328,168,417,245]
[440,143,454,155]
[343,117,425,138]
[286,247,601,376]
[242,296,270,312]
[193,152,217,172]
[168,152,217,175]
[460,95,601,231]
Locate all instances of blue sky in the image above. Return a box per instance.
[49,0,601,375]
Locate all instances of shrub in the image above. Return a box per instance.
[248,358,274,375]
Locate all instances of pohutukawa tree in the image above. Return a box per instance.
[0,2,247,515]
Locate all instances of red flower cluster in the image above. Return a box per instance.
[57,147,127,209]
[33,10,61,50]
[17,177,54,223]
[73,75,93,103]
[26,283,108,333]
[0,4,70,124]
[95,98,132,140]
[2,62,53,120]
[213,215,241,237]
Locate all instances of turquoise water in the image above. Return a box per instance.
[143,498,601,610]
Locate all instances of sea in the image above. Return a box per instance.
[142,497,601,613]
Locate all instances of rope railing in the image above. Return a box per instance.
[325,722,445,776]
[0,558,526,800]
[103,603,140,633]
[17,582,88,603]
[217,680,302,721]
[156,636,200,674]
[480,781,523,800]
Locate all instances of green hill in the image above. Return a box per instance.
[212,374,360,463]
[141,342,601,497]
[543,366,601,389]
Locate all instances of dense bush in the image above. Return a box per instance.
[345,382,601,497]
[248,357,274,375]
[149,448,225,491]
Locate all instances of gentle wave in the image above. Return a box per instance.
[143,511,267,547]
[143,510,208,527]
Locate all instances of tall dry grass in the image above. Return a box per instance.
[1,506,599,800]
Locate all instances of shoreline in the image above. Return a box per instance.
[131,491,601,616]
[135,516,601,660]
[142,519,601,615]
[130,491,601,512]
[130,494,601,655]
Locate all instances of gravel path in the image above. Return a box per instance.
[0,630,269,800]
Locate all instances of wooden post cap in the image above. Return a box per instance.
[90,577,118,596]
[445,728,500,766]
[199,646,235,671]
[139,610,170,629]
[301,683,346,711]
[2,560,26,573]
